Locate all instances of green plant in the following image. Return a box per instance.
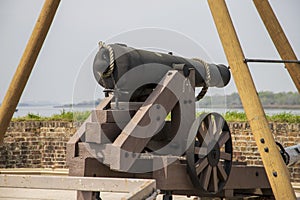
[268,112,300,123]
[223,111,248,122]
[12,110,299,124]
[13,110,90,122]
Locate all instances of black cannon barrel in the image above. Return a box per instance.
[93,43,230,93]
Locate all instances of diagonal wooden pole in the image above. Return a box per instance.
[253,0,300,93]
[0,0,61,144]
[207,0,296,199]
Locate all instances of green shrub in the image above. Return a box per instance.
[13,110,90,122]
[12,110,299,124]
[223,111,248,122]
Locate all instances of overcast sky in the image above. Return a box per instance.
[0,0,299,104]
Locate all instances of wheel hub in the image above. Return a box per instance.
[207,143,220,167]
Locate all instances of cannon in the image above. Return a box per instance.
[93,42,230,101]
[67,42,274,200]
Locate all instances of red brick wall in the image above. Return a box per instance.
[230,122,300,182]
[0,121,77,168]
[0,121,299,182]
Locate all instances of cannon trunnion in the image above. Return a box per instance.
[67,43,273,200]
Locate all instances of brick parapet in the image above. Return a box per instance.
[0,121,299,181]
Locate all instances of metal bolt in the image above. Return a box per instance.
[264,147,269,153]
[273,171,278,177]
[156,116,161,121]
[125,152,129,158]
[260,138,265,144]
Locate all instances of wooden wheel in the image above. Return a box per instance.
[186,112,232,194]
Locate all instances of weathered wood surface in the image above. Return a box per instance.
[85,122,123,144]
[253,0,300,93]
[91,109,136,124]
[207,0,296,199]
[0,174,156,200]
[0,0,61,144]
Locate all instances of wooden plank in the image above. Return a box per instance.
[253,0,300,93]
[0,174,156,195]
[112,71,182,153]
[91,109,136,123]
[66,96,113,161]
[207,1,296,199]
[66,115,92,161]
[110,102,144,110]
[85,122,123,144]
[0,187,76,200]
[109,70,195,171]
[226,166,270,190]
[0,168,68,176]
[0,0,61,144]
[153,158,271,192]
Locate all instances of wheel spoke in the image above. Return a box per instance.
[217,164,228,181]
[197,130,204,144]
[187,113,232,194]
[220,152,231,161]
[213,166,218,193]
[202,117,212,140]
[214,116,224,141]
[199,132,213,149]
[218,131,230,146]
[201,165,212,190]
[215,115,224,131]
[194,146,207,157]
[198,121,208,141]
[207,115,215,136]
[195,157,209,175]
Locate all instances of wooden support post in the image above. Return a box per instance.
[0,0,61,144]
[207,0,296,199]
[253,0,300,93]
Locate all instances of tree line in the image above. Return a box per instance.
[198,91,300,108]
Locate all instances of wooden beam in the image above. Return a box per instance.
[109,70,195,171]
[112,70,193,153]
[0,0,61,144]
[253,0,300,93]
[207,0,296,199]
[0,174,156,200]
[66,95,113,161]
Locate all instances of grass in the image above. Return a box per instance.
[267,112,300,123]
[223,111,248,122]
[224,111,300,123]
[12,110,299,124]
[12,110,90,122]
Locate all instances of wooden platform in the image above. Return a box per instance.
[0,174,156,200]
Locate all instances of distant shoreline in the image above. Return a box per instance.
[199,105,300,110]
[15,104,300,110]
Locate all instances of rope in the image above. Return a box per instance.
[193,58,211,101]
[193,58,211,86]
[196,86,208,101]
[98,41,115,78]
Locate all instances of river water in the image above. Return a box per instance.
[13,105,300,118]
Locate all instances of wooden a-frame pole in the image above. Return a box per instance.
[253,0,300,93]
[0,0,61,144]
[207,0,296,199]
